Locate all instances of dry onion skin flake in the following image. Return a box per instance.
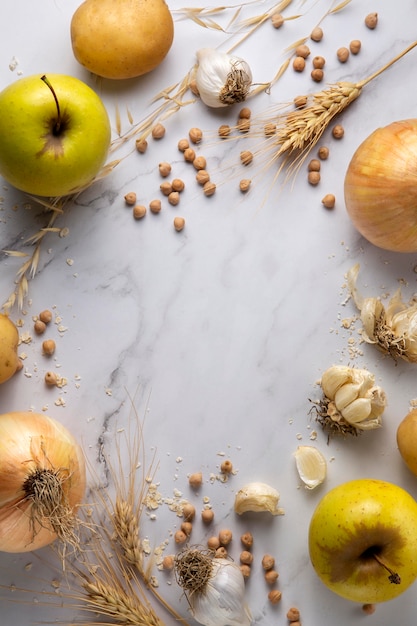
[195,48,253,108]
[314,364,387,438]
[174,547,252,626]
[0,411,86,552]
[348,263,417,363]
[234,481,284,515]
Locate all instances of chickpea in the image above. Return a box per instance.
[196,170,210,185]
[149,199,162,214]
[238,107,251,119]
[264,122,276,136]
[308,159,321,172]
[218,124,231,138]
[188,472,203,488]
[318,145,329,160]
[286,607,300,621]
[310,26,323,41]
[173,217,185,232]
[239,179,251,193]
[135,138,148,153]
[171,178,185,192]
[332,124,344,139]
[45,371,58,386]
[174,530,187,544]
[42,339,56,356]
[240,150,253,166]
[201,508,214,524]
[34,319,46,335]
[124,192,136,205]
[241,532,253,548]
[295,44,310,59]
[312,55,325,69]
[294,95,308,109]
[311,68,324,82]
[262,554,275,570]
[189,78,199,96]
[271,13,284,28]
[218,528,232,546]
[240,551,253,565]
[203,181,216,197]
[133,205,147,219]
[220,459,233,473]
[268,589,282,604]
[178,138,189,152]
[189,127,203,144]
[292,56,306,72]
[39,309,53,324]
[182,503,195,521]
[158,162,171,177]
[337,47,349,63]
[207,536,220,550]
[193,156,207,171]
[183,147,196,163]
[240,563,251,579]
[162,555,175,571]
[264,569,279,585]
[365,12,378,29]
[152,123,165,139]
[181,521,193,536]
[160,181,173,196]
[362,604,376,615]
[322,193,336,209]
[168,191,180,206]
[308,171,321,186]
[238,118,250,133]
[215,546,228,558]
[349,39,361,55]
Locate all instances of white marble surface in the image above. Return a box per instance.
[2,0,417,624]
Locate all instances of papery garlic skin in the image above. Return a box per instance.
[195,48,252,108]
[234,481,284,515]
[189,558,252,626]
[348,263,417,363]
[319,365,386,431]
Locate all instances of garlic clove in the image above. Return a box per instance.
[234,482,284,515]
[294,445,327,489]
[320,365,352,399]
[334,382,361,411]
[341,397,372,424]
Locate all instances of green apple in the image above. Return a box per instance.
[308,479,417,603]
[0,74,111,197]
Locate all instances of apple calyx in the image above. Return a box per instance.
[370,552,401,585]
[41,74,62,135]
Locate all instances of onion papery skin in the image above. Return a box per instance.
[344,119,417,253]
[0,411,86,553]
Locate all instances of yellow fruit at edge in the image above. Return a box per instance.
[397,409,417,476]
[70,0,174,80]
[0,314,20,384]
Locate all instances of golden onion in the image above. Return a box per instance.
[344,119,417,252]
[0,411,86,553]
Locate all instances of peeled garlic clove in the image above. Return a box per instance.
[320,365,353,399]
[234,482,284,515]
[334,382,361,411]
[294,446,327,489]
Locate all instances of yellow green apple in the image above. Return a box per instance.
[308,479,417,603]
[0,74,111,197]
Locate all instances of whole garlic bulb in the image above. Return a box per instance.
[315,365,387,437]
[174,548,252,626]
[348,263,417,363]
[195,48,253,108]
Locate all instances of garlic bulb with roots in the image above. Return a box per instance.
[195,48,253,108]
[174,547,252,626]
[348,263,417,363]
[314,364,387,438]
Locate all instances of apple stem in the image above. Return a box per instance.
[41,75,61,135]
[372,553,401,585]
